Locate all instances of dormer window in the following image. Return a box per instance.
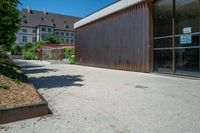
[51,19,54,22]
[65,24,69,28]
[41,17,44,20]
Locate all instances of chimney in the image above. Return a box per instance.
[44,9,47,15]
[28,5,30,13]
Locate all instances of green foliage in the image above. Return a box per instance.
[0,51,8,58]
[0,0,21,48]
[0,45,7,52]
[64,48,75,64]
[22,52,38,60]
[0,83,9,90]
[45,34,61,44]
[22,41,43,60]
[29,41,43,52]
[23,42,33,52]
[0,51,27,82]
[68,55,75,64]
[11,45,22,55]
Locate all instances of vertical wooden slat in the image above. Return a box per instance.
[75,2,151,73]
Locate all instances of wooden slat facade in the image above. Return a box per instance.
[75,1,153,73]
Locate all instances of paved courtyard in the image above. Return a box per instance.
[1,60,200,133]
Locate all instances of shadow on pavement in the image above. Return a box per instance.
[29,75,84,89]
[20,65,44,69]
[23,68,57,74]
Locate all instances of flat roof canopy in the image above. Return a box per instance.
[74,0,144,29]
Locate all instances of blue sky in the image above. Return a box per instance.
[18,0,116,17]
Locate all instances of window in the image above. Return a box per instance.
[22,36,27,42]
[70,39,74,44]
[32,37,37,42]
[61,32,64,36]
[66,32,69,36]
[65,24,69,28]
[42,35,45,40]
[32,30,36,33]
[55,31,59,36]
[61,38,64,42]
[70,33,74,36]
[66,38,70,44]
[22,29,27,33]
[42,27,46,32]
[48,28,52,32]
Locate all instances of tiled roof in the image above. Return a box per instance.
[21,9,81,30]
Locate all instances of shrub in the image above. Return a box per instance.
[28,41,43,53]
[22,42,44,60]
[45,33,61,44]
[0,54,27,82]
[23,42,33,52]
[68,55,75,64]
[22,52,38,60]
[11,45,22,55]
[64,48,75,64]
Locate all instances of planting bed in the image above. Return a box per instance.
[0,52,48,124]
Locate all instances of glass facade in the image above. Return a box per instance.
[153,0,200,77]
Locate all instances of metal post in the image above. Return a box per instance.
[40,48,42,61]
[172,0,176,74]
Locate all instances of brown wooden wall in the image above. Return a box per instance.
[75,2,152,72]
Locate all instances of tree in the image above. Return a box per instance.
[44,34,61,44]
[0,0,21,51]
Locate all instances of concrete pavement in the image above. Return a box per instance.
[1,60,200,133]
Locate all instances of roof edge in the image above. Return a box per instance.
[74,0,144,29]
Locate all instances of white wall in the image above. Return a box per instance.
[54,30,75,44]
[16,26,76,44]
[15,27,37,45]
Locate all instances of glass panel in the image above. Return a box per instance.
[175,48,200,76]
[154,37,172,48]
[154,50,173,74]
[153,0,173,37]
[175,0,200,35]
[175,0,200,76]
[175,34,200,47]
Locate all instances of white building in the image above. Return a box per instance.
[16,7,81,45]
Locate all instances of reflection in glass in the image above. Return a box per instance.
[175,48,199,76]
[153,0,200,76]
[175,0,200,34]
[175,34,200,47]
[154,50,173,74]
[153,0,173,37]
[154,38,172,48]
